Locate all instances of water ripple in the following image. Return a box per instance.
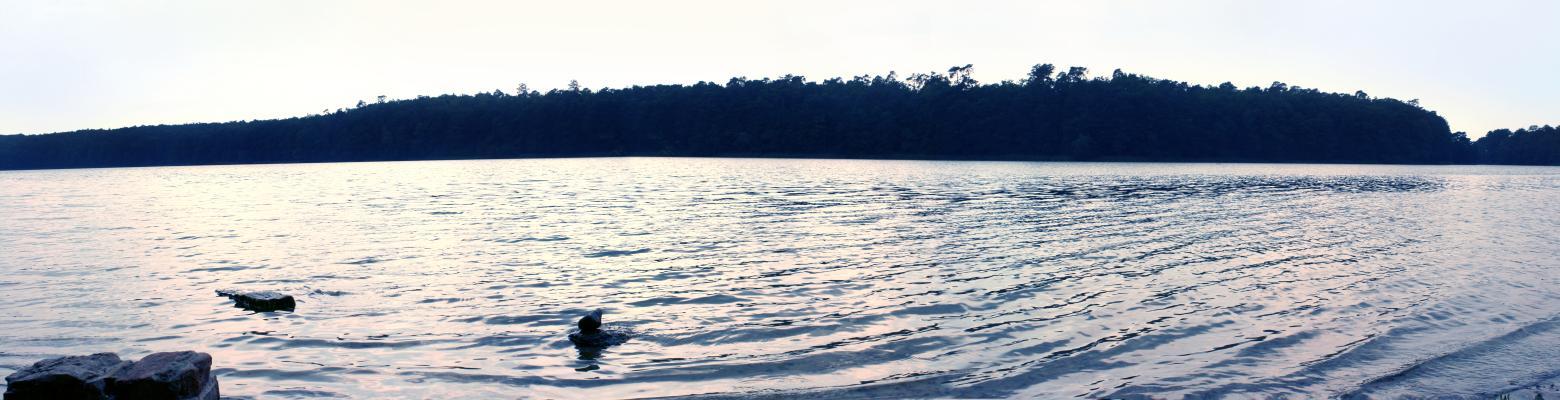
[0,159,1556,398]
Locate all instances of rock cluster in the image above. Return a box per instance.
[3,351,218,400]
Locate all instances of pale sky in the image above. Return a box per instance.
[2,0,1557,137]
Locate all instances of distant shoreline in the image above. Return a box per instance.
[2,154,1555,173]
[4,64,1556,170]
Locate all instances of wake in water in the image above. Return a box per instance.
[1344,314,1560,398]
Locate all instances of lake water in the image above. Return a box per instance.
[1,158,1557,399]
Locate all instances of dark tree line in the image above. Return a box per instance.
[1472,125,1560,165]
[0,63,1551,170]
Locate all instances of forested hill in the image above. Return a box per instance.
[1,64,1553,170]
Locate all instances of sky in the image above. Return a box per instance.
[1,0,1557,137]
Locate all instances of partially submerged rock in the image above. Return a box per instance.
[3,351,219,400]
[216,290,295,312]
[568,309,630,348]
[106,351,219,400]
[578,309,603,334]
[569,330,632,348]
[3,353,125,399]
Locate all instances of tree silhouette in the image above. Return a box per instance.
[1475,125,1559,165]
[0,63,1550,170]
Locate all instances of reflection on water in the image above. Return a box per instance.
[0,159,1557,399]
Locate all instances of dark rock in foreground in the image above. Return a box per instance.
[577,309,603,334]
[4,351,218,400]
[106,351,218,400]
[568,309,630,348]
[216,290,295,312]
[3,353,124,399]
[568,330,632,348]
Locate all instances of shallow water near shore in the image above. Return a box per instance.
[1,158,1557,399]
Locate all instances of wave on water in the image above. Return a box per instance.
[1342,314,1560,399]
[0,159,1555,399]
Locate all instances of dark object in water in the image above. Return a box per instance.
[106,351,219,400]
[3,353,125,399]
[569,330,632,348]
[3,351,220,400]
[578,309,603,334]
[568,309,630,348]
[215,290,295,312]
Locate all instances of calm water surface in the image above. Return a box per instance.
[1,158,1557,399]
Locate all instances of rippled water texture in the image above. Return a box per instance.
[2,159,1558,399]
